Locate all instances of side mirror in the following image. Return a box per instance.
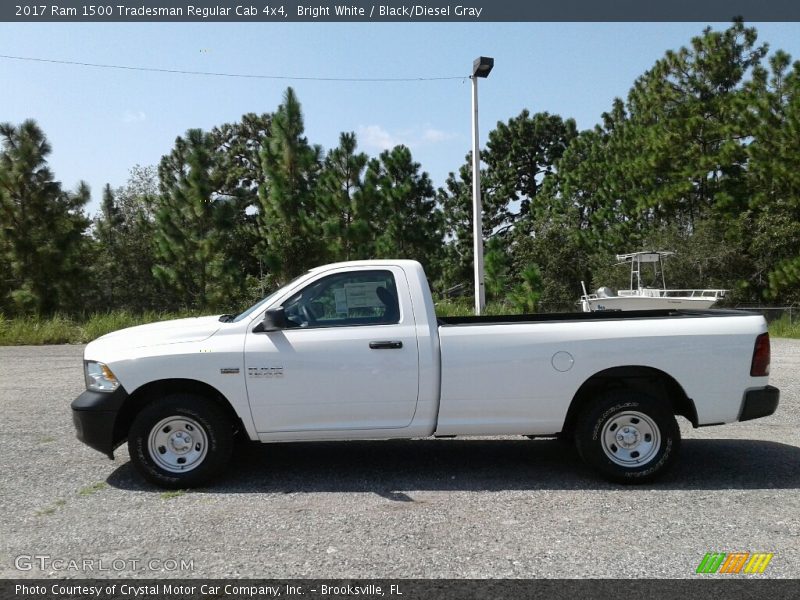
[257,307,287,332]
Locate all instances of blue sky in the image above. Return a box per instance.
[2,21,800,214]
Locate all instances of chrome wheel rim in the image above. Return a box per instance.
[147,416,208,473]
[600,410,660,467]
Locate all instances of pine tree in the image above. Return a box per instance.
[484,110,577,223]
[484,236,511,302]
[365,145,443,276]
[91,169,162,312]
[209,113,270,302]
[438,112,576,292]
[258,88,324,282]
[508,264,543,313]
[0,120,90,315]
[317,132,372,261]
[747,51,800,301]
[211,112,272,198]
[625,20,766,227]
[90,184,124,309]
[153,129,238,310]
[437,161,482,291]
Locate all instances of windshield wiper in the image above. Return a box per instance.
[218,314,235,322]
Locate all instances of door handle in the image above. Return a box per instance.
[369,340,403,350]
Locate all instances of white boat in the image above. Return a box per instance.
[580,251,727,312]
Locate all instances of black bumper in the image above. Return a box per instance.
[739,385,780,422]
[71,387,129,458]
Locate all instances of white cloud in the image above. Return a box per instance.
[421,127,454,143]
[358,125,398,151]
[122,110,147,124]
[358,124,455,152]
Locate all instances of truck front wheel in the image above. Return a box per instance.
[128,394,234,489]
[575,391,680,484]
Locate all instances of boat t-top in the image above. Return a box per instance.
[580,251,727,312]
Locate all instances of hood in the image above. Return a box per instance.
[91,315,223,349]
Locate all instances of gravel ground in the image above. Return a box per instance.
[0,340,798,579]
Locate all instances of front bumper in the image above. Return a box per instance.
[71,387,129,458]
[739,385,780,422]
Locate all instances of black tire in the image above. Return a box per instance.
[575,390,680,484]
[555,431,574,445]
[128,394,234,489]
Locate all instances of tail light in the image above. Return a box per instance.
[750,332,771,377]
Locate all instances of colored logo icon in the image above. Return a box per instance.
[696,552,774,574]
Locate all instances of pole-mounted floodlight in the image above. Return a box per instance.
[471,56,493,315]
[472,56,494,78]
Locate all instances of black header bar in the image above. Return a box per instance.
[4,0,800,23]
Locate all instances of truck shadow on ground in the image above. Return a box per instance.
[105,437,800,494]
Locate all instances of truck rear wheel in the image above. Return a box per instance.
[128,394,233,489]
[575,390,680,483]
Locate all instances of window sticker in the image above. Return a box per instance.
[341,282,386,310]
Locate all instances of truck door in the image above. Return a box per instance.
[244,267,420,433]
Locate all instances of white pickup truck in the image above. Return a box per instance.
[72,260,779,488]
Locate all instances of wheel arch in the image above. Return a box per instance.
[561,366,697,438]
[112,378,243,450]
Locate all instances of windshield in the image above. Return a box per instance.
[231,272,309,323]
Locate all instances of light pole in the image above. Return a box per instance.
[471,56,493,315]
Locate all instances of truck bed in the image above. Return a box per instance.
[434,306,767,437]
[437,308,755,326]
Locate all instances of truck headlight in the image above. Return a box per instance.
[84,361,120,393]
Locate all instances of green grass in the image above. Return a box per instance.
[160,490,187,500]
[0,313,79,345]
[769,315,800,339]
[0,310,199,345]
[77,482,108,496]
[434,298,519,317]
[35,499,66,517]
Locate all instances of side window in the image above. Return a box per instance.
[282,270,400,328]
